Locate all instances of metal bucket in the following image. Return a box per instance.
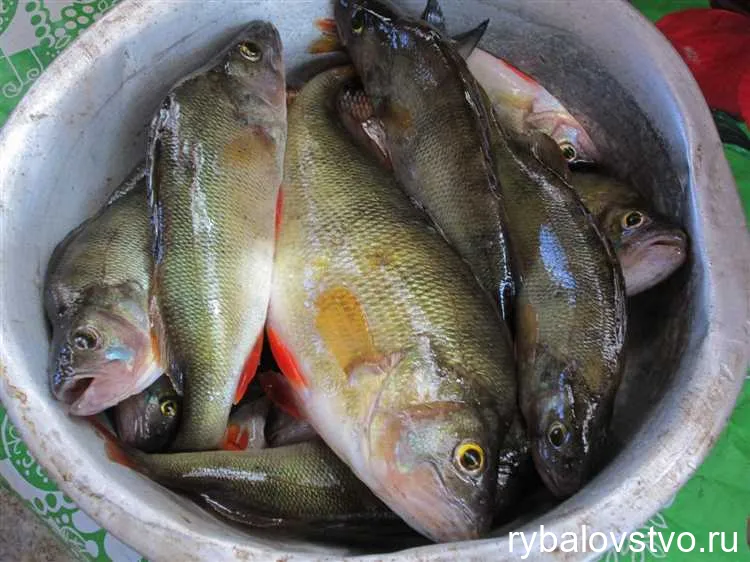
[0,0,748,560]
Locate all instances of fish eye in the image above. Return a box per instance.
[547,421,569,448]
[560,143,577,162]
[622,210,645,229]
[453,441,486,475]
[72,327,100,351]
[159,399,178,418]
[238,42,262,62]
[351,8,366,35]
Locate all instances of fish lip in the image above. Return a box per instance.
[53,375,93,406]
[621,229,688,294]
[531,445,584,498]
[364,402,492,541]
[376,460,487,541]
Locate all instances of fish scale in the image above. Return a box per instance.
[44,173,163,416]
[335,0,626,500]
[148,22,286,451]
[268,66,517,542]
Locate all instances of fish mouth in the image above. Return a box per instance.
[53,373,93,406]
[377,462,488,542]
[531,445,585,498]
[54,360,162,417]
[622,231,688,295]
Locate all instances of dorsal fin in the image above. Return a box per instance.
[421,0,446,32]
[453,19,489,59]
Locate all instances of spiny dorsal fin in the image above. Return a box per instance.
[453,19,489,59]
[421,0,446,32]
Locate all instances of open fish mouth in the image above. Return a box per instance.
[55,362,162,417]
[622,231,688,294]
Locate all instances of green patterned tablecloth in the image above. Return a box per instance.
[0,1,748,560]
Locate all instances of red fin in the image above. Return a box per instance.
[105,441,139,470]
[275,187,284,243]
[503,59,537,85]
[87,416,117,441]
[234,333,264,405]
[259,370,302,419]
[315,17,338,36]
[308,35,343,54]
[220,424,250,451]
[267,327,308,390]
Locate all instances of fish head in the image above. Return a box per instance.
[334,0,407,110]
[524,112,600,165]
[603,206,688,295]
[364,341,500,541]
[49,286,160,416]
[522,352,607,498]
[217,21,286,111]
[114,376,180,453]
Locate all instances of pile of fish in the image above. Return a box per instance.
[44,0,688,544]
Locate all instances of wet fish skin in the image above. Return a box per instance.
[123,440,398,529]
[269,66,517,542]
[114,375,180,453]
[45,173,162,416]
[420,0,599,165]
[465,48,600,166]
[148,22,286,451]
[495,132,627,498]
[335,0,516,323]
[336,0,625,497]
[571,171,688,296]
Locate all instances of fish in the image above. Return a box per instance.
[466,48,600,166]
[571,171,688,296]
[318,2,598,167]
[147,22,286,451]
[419,0,600,165]
[336,0,626,498]
[335,3,516,324]
[113,375,181,453]
[334,91,685,299]
[497,135,627,496]
[110,439,400,530]
[44,170,163,416]
[268,66,517,541]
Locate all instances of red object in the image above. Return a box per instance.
[739,71,750,126]
[233,332,264,404]
[221,424,250,451]
[266,326,308,391]
[657,8,750,117]
[274,187,284,242]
